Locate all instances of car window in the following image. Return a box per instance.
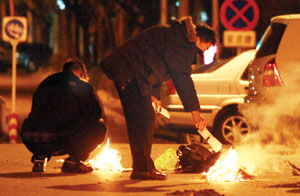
[255,23,286,59]
[193,58,233,73]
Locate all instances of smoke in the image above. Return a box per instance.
[89,66,128,143]
[235,67,300,175]
[240,71,300,148]
[234,144,294,175]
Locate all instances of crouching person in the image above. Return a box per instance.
[20,58,107,173]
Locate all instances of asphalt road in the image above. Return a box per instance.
[1,143,300,196]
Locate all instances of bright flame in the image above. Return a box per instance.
[87,139,124,171]
[204,148,245,182]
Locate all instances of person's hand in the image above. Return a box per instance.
[190,110,206,131]
[151,96,161,113]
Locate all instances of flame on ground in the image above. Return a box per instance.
[204,148,250,182]
[87,138,125,171]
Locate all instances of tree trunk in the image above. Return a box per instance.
[178,0,189,18]
[58,10,71,60]
[115,7,125,47]
[0,0,7,36]
[160,0,168,25]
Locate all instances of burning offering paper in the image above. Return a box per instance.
[86,138,125,171]
[204,147,254,182]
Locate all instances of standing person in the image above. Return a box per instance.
[100,16,216,180]
[21,58,107,173]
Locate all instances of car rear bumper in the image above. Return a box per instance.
[158,106,218,128]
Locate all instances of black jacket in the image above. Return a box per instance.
[21,71,102,138]
[101,18,200,112]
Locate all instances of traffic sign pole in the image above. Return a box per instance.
[212,0,220,59]
[9,0,15,16]
[8,41,18,143]
[2,16,27,143]
[11,41,17,112]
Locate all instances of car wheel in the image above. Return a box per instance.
[214,109,251,145]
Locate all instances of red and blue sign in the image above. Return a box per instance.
[220,0,259,30]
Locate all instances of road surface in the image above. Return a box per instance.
[0,143,300,196]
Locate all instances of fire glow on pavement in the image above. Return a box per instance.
[87,138,126,171]
[85,138,291,183]
[204,148,254,182]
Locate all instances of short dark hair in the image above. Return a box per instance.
[62,57,86,72]
[195,23,216,45]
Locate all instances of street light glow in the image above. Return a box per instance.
[56,0,66,10]
[199,11,209,22]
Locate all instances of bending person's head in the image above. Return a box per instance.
[63,58,89,82]
[195,23,216,52]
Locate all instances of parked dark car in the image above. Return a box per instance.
[0,41,52,72]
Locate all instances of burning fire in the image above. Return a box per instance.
[86,138,125,171]
[204,148,253,182]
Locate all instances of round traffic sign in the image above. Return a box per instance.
[5,19,25,39]
[220,0,259,30]
[2,16,27,42]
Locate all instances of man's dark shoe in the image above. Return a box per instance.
[130,170,167,180]
[32,158,48,172]
[61,158,93,173]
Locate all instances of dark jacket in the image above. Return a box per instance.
[21,71,102,141]
[101,17,200,112]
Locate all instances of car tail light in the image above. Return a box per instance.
[263,59,284,86]
[166,80,176,95]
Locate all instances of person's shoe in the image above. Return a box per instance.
[32,158,48,172]
[61,158,93,173]
[130,170,167,180]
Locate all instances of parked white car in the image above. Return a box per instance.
[158,49,256,144]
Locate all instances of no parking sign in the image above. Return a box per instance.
[220,0,259,30]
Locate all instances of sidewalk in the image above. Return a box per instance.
[0,143,300,196]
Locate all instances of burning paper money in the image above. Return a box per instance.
[86,138,126,171]
[204,147,254,182]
